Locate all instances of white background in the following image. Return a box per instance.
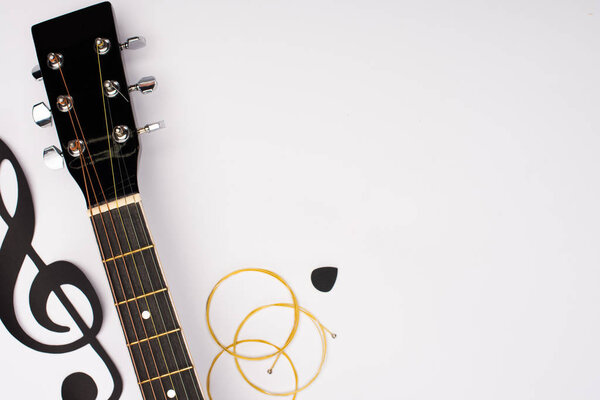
[1,0,600,399]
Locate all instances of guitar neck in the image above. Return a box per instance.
[88,194,204,400]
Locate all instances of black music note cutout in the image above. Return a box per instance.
[0,138,122,400]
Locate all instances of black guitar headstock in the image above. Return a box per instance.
[31,2,159,208]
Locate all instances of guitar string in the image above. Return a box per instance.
[59,61,164,400]
[86,54,167,399]
[106,97,191,399]
[95,45,179,398]
[113,155,196,400]
[56,66,153,400]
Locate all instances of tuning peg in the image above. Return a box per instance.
[128,76,157,94]
[120,36,146,50]
[137,120,165,135]
[32,102,52,128]
[32,65,42,81]
[43,146,65,170]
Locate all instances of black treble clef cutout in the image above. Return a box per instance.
[0,138,122,400]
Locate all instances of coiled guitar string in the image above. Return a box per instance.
[205,269,336,399]
[207,339,299,400]
[206,268,300,361]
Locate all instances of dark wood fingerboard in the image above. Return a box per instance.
[89,195,204,400]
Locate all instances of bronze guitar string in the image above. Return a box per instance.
[56,65,152,399]
[207,339,299,400]
[96,44,191,398]
[205,268,336,399]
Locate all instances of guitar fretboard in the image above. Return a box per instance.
[89,195,204,400]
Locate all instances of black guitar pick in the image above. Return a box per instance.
[311,266,338,292]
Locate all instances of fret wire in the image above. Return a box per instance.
[56,66,151,400]
[113,153,184,396]
[103,244,154,263]
[139,366,194,385]
[116,288,168,306]
[128,328,181,347]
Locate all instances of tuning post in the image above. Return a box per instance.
[47,52,64,70]
[32,102,52,128]
[95,37,111,54]
[67,139,85,157]
[56,95,73,112]
[31,65,42,81]
[120,36,146,51]
[43,146,65,170]
[137,121,165,135]
[113,125,131,143]
[128,76,157,94]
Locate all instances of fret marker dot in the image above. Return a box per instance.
[167,389,176,398]
[142,310,151,320]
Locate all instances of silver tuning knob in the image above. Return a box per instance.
[137,121,165,135]
[32,102,52,128]
[120,36,146,50]
[128,76,157,94]
[32,65,42,81]
[43,146,65,170]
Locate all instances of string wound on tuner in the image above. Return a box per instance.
[94,37,111,54]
